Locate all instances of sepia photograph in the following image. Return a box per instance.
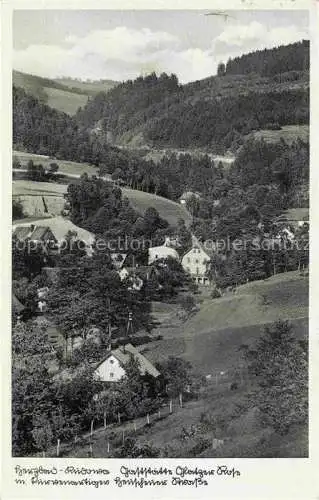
[11,8,309,460]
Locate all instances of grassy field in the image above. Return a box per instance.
[12,180,67,217]
[122,187,192,226]
[42,87,89,115]
[13,150,99,177]
[13,71,117,115]
[12,178,191,225]
[283,207,309,221]
[54,77,117,95]
[247,124,309,144]
[143,271,308,374]
[12,180,66,197]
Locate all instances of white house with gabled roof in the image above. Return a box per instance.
[94,343,160,383]
[181,235,212,286]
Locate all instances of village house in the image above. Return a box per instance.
[12,293,25,319]
[110,252,128,270]
[119,265,159,291]
[179,191,202,206]
[148,237,179,265]
[13,225,57,248]
[94,343,160,383]
[12,216,95,255]
[181,235,212,286]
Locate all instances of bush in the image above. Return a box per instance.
[12,199,24,220]
[264,123,282,130]
[178,294,196,313]
[114,437,160,458]
[13,155,21,169]
[210,287,222,299]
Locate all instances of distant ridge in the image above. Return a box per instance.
[12,70,118,115]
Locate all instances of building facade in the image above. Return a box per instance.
[181,237,211,285]
[94,343,160,383]
[148,238,179,265]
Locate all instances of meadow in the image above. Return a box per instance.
[247,124,309,144]
[13,71,117,115]
[142,271,308,374]
[122,187,192,227]
[13,175,191,226]
[13,150,99,177]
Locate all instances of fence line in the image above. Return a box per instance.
[35,368,249,458]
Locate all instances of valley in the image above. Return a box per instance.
[11,36,309,461]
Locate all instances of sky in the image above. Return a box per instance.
[13,10,309,83]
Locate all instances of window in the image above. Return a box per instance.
[187,257,190,263]
[110,372,114,378]
[195,259,199,264]
[110,359,114,364]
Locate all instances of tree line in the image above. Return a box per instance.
[224,40,309,77]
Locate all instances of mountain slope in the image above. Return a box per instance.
[13,70,118,115]
[75,41,309,152]
[54,77,117,95]
[142,271,308,373]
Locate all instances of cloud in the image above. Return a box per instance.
[13,22,308,83]
[13,26,218,83]
[215,21,308,50]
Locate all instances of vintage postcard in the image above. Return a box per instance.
[1,0,318,498]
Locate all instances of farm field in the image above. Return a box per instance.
[12,180,67,196]
[247,124,309,144]
[12,180,67,217]
[13,195,65,217]
[13,179,191,225]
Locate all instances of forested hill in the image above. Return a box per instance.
[224,40,309,76]
[75,40,309,152]
[13,85,109,163]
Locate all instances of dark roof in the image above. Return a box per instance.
[110,252,128,269]
[95,343,160,378]
[30,226,57,241]
[125,266,156,280]
[13,226,32,241]
[12,294,24,313]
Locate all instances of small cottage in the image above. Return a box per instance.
[94,343,160,383]
[148,237,179,265]
[179,191,202,205]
